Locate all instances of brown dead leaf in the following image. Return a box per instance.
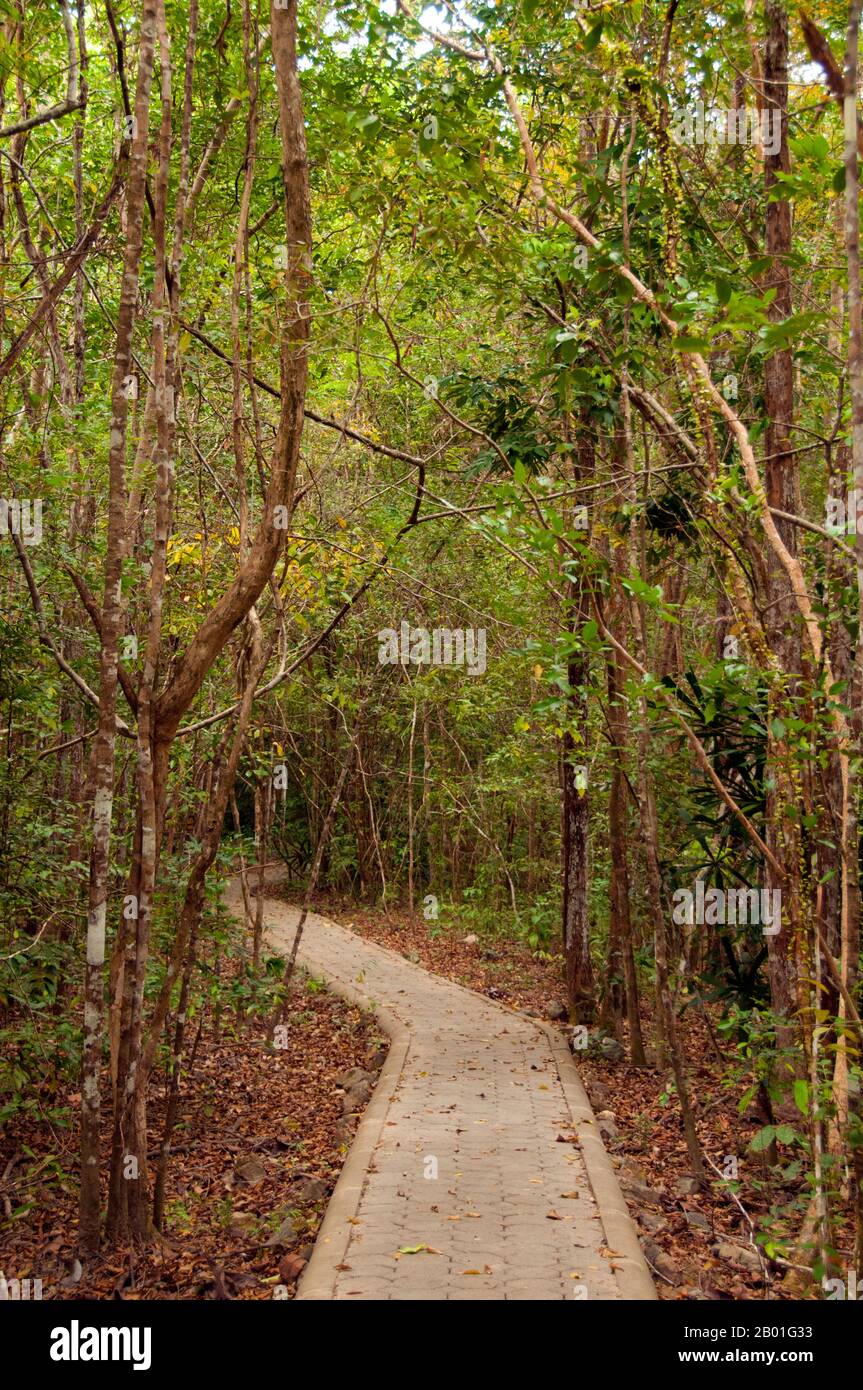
[278,1254,307,1282]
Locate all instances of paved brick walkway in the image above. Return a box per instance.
[225,879,653,1301]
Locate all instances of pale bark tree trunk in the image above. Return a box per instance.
[78,0,159,1254]
[108,0,177,1240]
[560,429,594,1021]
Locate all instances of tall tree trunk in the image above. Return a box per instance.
[78,0,158,1254]
[107,0,176,1240]
[605,647,646,1065]
[561,430,594,1021]
[762,0,802,1055]
[840,0,863,1247]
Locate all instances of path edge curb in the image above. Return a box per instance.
[292,966,409,1301]
[539,1021,657,1301]
[223,871,409,1303]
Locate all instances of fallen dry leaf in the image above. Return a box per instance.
[278,1254,307,1282]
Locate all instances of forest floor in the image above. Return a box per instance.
[290,887,824,1301]
[0,966,383,1300]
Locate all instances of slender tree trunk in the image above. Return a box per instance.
[107,0,176,1240]
[637,747,707,1183]
[761,0,802,1062]
[269,737,359,1036]
[840,0,863,1241]
[560,429,594,1021]
[78,0,159,1253]
[606,648,646,1065]
[407,693,418,913]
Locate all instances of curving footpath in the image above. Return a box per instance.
[225,873,655,1302]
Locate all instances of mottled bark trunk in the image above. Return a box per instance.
[78,0,158,1254]
[605,649,646,1065]
[107,0,175,1240]
[561,729,592,1021]
[561,432,594,1021]
[762,0,802,1043]
[840,0,863,1232]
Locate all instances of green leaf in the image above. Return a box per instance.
[673,334,712,353]
[749,1125,776,1153]
[738,1083,758,1115]
[760,310,824,353]
[793,1079,809,1116]
[583,21,604,52]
